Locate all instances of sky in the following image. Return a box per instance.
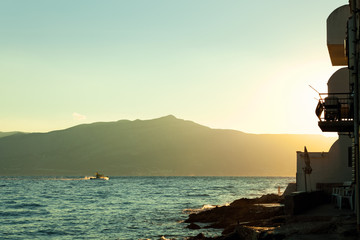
[0,0,348,134]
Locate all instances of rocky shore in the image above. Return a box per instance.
[184,193,285,239]
[182,191,359,240]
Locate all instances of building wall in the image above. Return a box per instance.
[327,67,350,93]
[296,135,352,192]
[327,5,351,65]
[327,5,350,44]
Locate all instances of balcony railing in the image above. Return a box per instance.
[316,93,354,132]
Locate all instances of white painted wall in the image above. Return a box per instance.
[327,67,350,93]
[296,135,352,192]
[327,5,350,45]
[327,5,350,65]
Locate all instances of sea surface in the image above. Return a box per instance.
[0,176,294,240]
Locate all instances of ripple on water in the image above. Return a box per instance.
[0,176,294,239]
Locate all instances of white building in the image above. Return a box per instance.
[296,5,354,192]
[296,135,352,192]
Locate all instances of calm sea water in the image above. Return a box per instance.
[0,176,294,240]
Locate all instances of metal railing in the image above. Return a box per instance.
[316,93,354,122]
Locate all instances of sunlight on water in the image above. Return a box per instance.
[0,176,294,239]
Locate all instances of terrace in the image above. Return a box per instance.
[316,92,354,132]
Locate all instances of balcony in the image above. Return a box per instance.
[327,5,350,66]
[316,93,354,132]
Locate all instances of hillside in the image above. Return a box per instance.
[0,115,336,176]
[0,132,23,138]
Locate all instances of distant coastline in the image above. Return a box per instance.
[0,116,336,176]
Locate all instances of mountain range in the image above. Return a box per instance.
[0,115,336,176]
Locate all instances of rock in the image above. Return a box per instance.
[186,233,208,240]
[184,194,286,239]
[187,223,201,229]
[255,194,283,204]
[184,193,360,240]
[158,236,176,240]
[229,198,254,207]
[222,226,258,240]
[186,199,284,229]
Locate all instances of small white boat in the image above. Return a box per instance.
[89,172,109,180]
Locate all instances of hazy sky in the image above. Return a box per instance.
[1,0,347,134]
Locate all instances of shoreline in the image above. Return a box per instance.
[181,184,359,240]
[184,193,284,239]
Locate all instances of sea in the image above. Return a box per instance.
[0,176,294,240]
